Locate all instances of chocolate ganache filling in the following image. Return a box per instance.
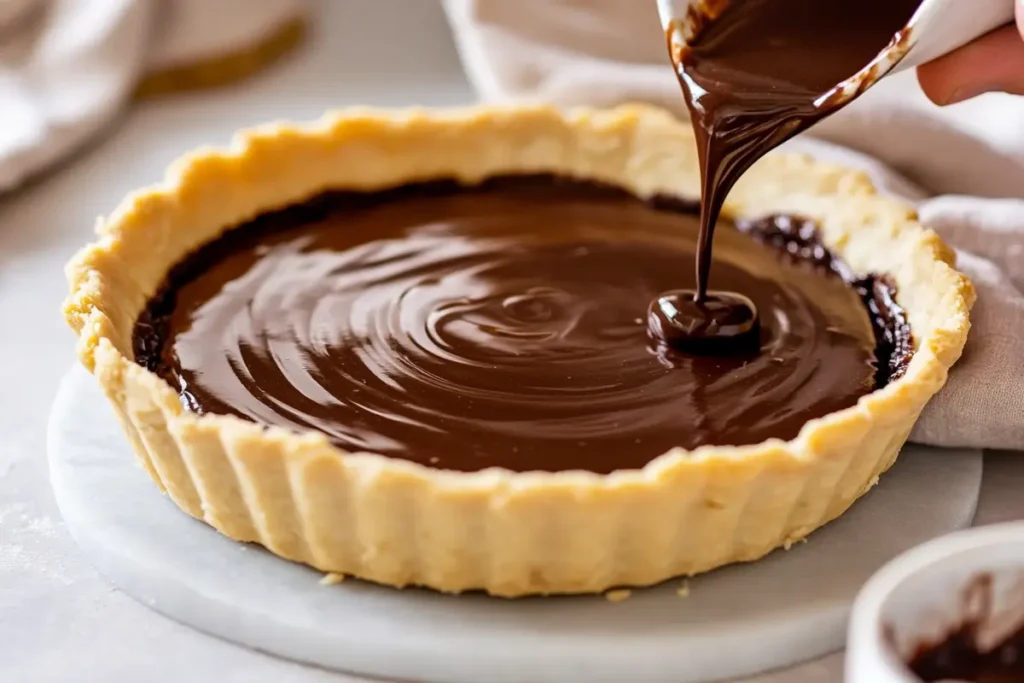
[134,176,911,473]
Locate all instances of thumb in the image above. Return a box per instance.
[917,1,1024,105]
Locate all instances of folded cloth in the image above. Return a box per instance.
[0,0,305,191]
[442,0,1024,451]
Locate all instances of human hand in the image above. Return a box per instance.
[917,0,1024,104]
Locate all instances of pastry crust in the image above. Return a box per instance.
[63,104,973,597]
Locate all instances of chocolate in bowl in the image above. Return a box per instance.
[906,573,1024,683]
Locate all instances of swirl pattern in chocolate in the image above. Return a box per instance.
[134,176,906,473]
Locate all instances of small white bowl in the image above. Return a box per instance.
[847,522,1024,683]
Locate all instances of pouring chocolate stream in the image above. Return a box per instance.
[653,0,922,352]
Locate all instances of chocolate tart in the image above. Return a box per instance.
[63,105,973,597]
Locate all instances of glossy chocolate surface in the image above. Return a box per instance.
[134,176,910,473]
[668,0,921,344]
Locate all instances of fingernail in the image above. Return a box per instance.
[942,84,989,105]
[943,87,968,104]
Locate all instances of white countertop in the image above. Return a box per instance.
[2,1,1022,681]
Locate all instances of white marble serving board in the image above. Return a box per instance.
[48,366,983,683]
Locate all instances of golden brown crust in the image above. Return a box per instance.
[62,104,974,596]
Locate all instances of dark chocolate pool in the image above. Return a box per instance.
[133,175,912,473]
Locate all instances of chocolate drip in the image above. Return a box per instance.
[133,176,912,473]
[659,0,921,349]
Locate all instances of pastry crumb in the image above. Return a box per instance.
[605,588,631,603]
[782,536,809,550]
[319,572,346,586]
[676,580,690,598]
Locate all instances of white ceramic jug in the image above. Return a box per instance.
[656,0,1016,105]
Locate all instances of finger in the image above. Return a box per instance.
[916,19,1024,105]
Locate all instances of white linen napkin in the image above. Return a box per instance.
[441,0,1024,450]
[0,0,304,191]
